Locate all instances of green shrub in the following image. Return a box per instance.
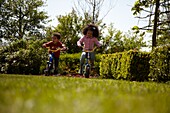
[100,54,114,79]
[129,51,150,81]
[100,50,150,81]
[0,39,47,75]
[149,44,170,82]
[59,53,101,75]
[4,49,42,74]
[59,53,81,74]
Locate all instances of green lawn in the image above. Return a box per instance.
[0,74,170,113]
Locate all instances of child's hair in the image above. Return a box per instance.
[83,24,99,37]
[53,32,61,39]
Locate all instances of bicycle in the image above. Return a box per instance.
[82,47,97,78]
[44,47,61,76]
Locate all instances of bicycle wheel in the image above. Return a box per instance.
[84,65,90,78]
[44,62,52,76]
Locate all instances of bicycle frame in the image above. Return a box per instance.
[44,47,61,76]
[83,47,97,78]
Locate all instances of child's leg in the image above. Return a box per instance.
[90,52,95,69]
[79,52,86,74]
[54,57,59,74]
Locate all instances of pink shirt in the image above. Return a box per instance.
[77,36,101,50]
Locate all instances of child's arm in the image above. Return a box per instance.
[42,41,52,48]
[42,43,46,47]
[60,44,67,51]
[77,37,84,47]
[58,42,67,51]
[94,38,102,47]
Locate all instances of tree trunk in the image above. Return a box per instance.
[152,0,160,49]
[19,7,23,39]
[92,0,96,24]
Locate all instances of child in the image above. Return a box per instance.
[42,32,66,75]
[77,24,102,75]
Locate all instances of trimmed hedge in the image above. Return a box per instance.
[100,50,150,81]
[58,53,101,75]
[59,53,81,74]
[149,44,170,82]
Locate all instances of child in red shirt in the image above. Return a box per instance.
[43,32,66,75]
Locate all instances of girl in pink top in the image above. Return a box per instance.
[77,24,102,75]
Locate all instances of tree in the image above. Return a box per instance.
[101,23,146,53]
[74,0,114,24]
[53,10,85,53]
[123,31,146,51]
[131,0,170,49]
[0,0,49,42]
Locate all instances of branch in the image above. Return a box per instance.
[100,0,116,21]
[159,10,170,15]
[135,13,154,19]
[158,20,170,25]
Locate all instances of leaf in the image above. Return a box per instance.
[132,26,139,30]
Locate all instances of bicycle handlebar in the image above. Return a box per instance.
[46,47,61,52]
[81,46,97,52]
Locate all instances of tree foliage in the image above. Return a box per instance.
[132,0,170,30]
[101,23,146,53]
[53,10,84,53]
[131,0,170,47]
[0,0,49,42]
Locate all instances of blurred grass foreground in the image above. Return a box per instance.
[0,74,170,113]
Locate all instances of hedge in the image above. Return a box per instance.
[149,44,170,82]
[100,50,150,81]
[58,53,101,75]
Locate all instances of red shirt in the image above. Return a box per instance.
[44,41,64,58]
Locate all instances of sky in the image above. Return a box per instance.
[43,0,142,32]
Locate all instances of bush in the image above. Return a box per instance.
[149,44,170,82]
[0,39,47,75]
[100,50,150,81]
[59,53,81,74]
[59,53,101,75]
